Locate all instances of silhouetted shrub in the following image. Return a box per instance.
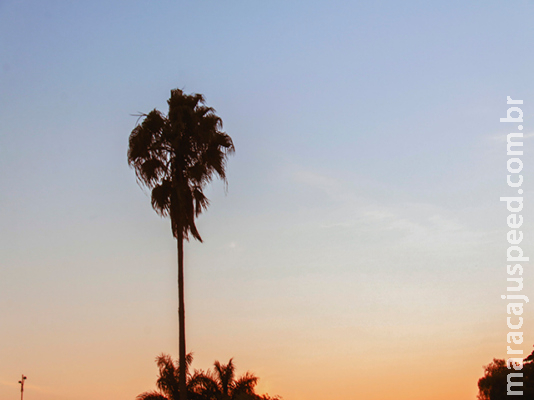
[137,354,282,400]
[477,348,534,400]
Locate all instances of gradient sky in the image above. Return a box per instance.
[1,1,534,399]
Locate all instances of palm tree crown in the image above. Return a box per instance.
[128,89,234,241]
[200,358,259,400]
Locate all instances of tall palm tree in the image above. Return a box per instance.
[128,89,234,400]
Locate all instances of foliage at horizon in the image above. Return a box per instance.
[477,348,534,399]
[136,353,282,400]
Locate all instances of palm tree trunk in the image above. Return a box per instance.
[177,232,187,400]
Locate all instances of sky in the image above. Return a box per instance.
[1,1,534,399]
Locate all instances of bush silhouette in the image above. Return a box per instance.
[136,354,281,400]
[477,348,534,399]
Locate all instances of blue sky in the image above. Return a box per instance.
[1,1,534,399]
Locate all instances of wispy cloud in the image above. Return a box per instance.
[490,131,534,142]
[291,165,490,252]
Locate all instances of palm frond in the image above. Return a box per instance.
[213,358,236,396]
[192,187,209,217]
[136,391,168,400]
[128,126,152,165]
[141,110,166,135]
[151,180,172,216]
[233,372,258,394]
[185,352,194,369]
[140,158,167,187]
[155,354,178,398]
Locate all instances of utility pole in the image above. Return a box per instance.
[18,375,27,400]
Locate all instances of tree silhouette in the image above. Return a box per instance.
[197,358,261,400]
[136,354,281,400]
[477,348,534,400]
[136,353,210,400]
[128,89,234,400]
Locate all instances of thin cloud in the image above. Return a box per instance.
[490,132,534,142]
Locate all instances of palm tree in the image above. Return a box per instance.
[128,89,234,400]
[136,353,208,400]
[199,358,259,400]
